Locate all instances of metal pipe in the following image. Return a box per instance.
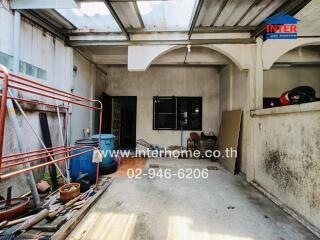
[4,145,69,159]
[0,94,69,110]
[0,148,95,180]
[95,101,103,187]
[2,145,90,169]
[3,146,75,162]
[5,92,41,206]
[8,84,101,110]
[9,78,86,102]
[56,103,70,183]
[0,65,9,172]
[12,96,67,182]
[0,71,94,102]
[64,106,71,182]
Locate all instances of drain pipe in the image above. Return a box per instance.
[7,11,40,207]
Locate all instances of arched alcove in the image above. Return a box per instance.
[262,38,320,70]
[263,44,320,108]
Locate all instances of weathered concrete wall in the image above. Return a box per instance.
[219,63,248,173]
[71,53,107,142]
[1,112,64,197]
[105,66,219,147]
[0,10,73,197]
[0,9,105,197]
[71,51,93,142]
[252,103,320,229]
[264,67,320,97]
[0,8,13,55]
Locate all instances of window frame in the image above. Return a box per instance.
[153,96,202,131]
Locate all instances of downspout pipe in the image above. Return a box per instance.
[10,11,40,207]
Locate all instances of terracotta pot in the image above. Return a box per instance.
[0,197,30,221]
[59,183,80,204]
[36,180,50,193]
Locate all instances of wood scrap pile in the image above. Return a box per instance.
[0,176,112,240]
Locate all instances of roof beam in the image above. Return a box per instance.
[193,26,256,33]
[67,32,255,46]
[69,38,255,47]
[132,1,145,28]
[103,0,130,40]
[252,0,312,38]
[9,0,80,9]
[66,26,256,35]
[235,0,261,26]
[211,0,229,26]
[188,0,204,40]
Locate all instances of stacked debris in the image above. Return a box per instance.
[0,177,112,240]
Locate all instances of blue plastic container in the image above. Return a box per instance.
[70,139,98,184]
[91,134,115,168]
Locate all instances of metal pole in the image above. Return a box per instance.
[10,11,40,206]
[95,101,103,188]
[6,95,41,206]
[0,65,9,172]
[12,96,67,182]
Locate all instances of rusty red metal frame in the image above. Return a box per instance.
[0,68,103,186]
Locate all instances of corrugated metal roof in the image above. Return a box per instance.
[19,0,314,42]
[195,0,287,27]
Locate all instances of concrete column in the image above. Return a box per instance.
[244,39,264,182]
[255,38,264,109]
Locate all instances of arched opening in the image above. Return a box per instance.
[144,46,248,174]
[263,44,320,109]
[147,45,245,71]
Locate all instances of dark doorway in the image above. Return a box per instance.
[101,94,137,149]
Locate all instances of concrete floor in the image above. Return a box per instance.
[68,158,318,240]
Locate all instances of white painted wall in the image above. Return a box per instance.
[105,66,220,147]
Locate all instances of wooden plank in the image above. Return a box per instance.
[51,178,113,240]
[218,110,242,174]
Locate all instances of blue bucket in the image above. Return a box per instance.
[70,139,98,184]
[91,134,116,168]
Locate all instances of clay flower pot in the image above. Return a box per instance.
[36,180,51,193]
[59,183,80,204]
[0,197,30,221]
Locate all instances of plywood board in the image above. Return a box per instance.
[218,110,242,174]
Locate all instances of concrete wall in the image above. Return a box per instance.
[252,103,320,230]
[0,9,106,197]
[264,67,320,97]
[105,66,219,147]
[71,51,94,142]
[71,54,108,142]
[219,63,248,173]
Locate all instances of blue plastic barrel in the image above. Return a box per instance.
[70,139,98,184]
[91,134,115,168]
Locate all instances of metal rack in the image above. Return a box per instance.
[0,66,103,184]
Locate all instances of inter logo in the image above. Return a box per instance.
[264,12,300,40]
